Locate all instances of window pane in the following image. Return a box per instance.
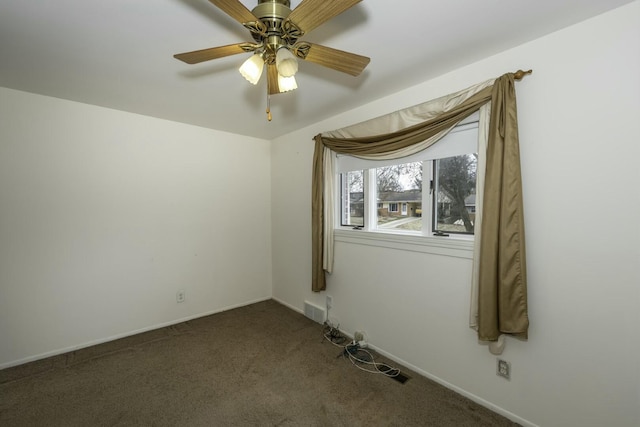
[433,154,477,234]
[341,170,364,226]
[376,162,422,231]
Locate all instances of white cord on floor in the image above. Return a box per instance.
[322,324,400,378]
[346,347,400,377]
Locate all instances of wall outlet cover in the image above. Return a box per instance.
[176,290,185,303]
[497,359,511,380]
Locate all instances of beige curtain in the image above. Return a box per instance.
[311,73,529,342]
[469,102,490,332]
[477,76,528,341]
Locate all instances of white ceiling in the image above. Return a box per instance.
[0,0,633,140]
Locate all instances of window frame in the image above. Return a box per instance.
[339,170,364,227]
[336,114,479,243]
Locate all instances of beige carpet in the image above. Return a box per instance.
[0,300,518,426]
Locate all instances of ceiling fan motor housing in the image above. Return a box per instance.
[251,0,294,56]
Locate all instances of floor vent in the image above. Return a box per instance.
[303,301,326,324]
[378,364,410,384]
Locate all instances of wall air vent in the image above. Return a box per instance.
[303,301,326,324]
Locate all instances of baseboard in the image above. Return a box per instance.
[0,296,272,370]
[366,342,538,427]
[271,296,304,315]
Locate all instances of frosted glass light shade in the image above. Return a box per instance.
[278,74,297,92]
[239,54,264,85]
[275,48,298,77]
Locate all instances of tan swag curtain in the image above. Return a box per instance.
[312,73,529,342]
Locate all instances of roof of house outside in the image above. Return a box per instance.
[378,190,422,203]
[349,191,476,205]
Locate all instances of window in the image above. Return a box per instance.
[376,162,422,229]
[432,155,477,234]
[341,170,364,226]
[338,115,478,238]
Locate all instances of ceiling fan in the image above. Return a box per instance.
[174,0,370,120]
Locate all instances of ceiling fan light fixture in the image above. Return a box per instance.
[239,53,264,85]
[275,47,298,77]
[277,74,297,92]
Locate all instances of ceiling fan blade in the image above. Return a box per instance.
[267,63,280,95]
[207,0,258,25]
[174,43,258,64]
[294,42,370,76]
[286,0,361,34]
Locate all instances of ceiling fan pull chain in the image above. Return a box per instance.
[266,92,272,121]
[265,63,273,121]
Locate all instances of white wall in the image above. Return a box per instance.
[0,88,272,368]
[271,3,640,427]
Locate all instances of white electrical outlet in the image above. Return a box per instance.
[497,359,511,380]
[176,290,185,303]
[326,295,332,309]
[354,331,367,348]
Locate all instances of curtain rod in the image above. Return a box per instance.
[513,69,533,80]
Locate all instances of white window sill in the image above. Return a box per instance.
[334,228,474,259]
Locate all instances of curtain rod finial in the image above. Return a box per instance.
[514,69,533,80]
